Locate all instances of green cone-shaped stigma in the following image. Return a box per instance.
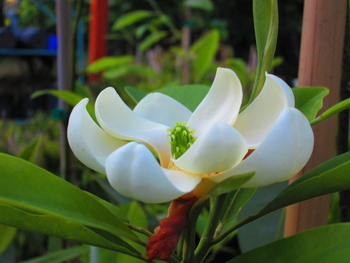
[167,122,196,159]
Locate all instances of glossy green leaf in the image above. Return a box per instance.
[311,97,350,126]
[227,223,350,263]
[21,245,89,263]
[190,29,220,81]
[185,0,214,11]
[31,90,95,119]
[220,188,256,224]
[207,173,255,196]
[0,224,16,254]
[125,85,210,112]
[87,56,134,73]
[237,182,287,252]
[259,151,350,217]
[138,31,167,51]
[112,10,153,30]
[0,154,140,254]
[293,87,329,121]
[250,0,278,102]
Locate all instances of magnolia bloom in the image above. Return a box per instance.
[68,68,314,203]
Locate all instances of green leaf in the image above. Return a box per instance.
[112,10,153,31]
[31,90,95,120]
[259,151,350,217]
[0,154,140,254]
[237,182,287,252]
[87,56,134,73]
[250,0,278,103]
[190,29,220,81]
[21,245,89,263]
[207,172,255,196]
[185,0,214,11]
[220,188,256,224]
[311,97,350,126]
[227,223,350,263]
[103,65,156,80]
[0,224,16,254]
[138,31,167,51]
[157,85,210,111]
[125,86,148,104]
[125,85,210,112]
[293,87,329,121]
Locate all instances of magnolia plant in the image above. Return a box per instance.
[1,0,350,262]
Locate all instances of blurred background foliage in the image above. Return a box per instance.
[0,0,313,262]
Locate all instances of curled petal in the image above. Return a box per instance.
[67,99,127,174]
[95,87,170,167]
[234,73,295,148]
[105,142,202,203]
[173,122,248,174]
[188,68,243,136]
[208,108,314,187]
[133,92,192,126]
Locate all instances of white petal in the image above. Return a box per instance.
[173,122,248,174]
[188,68,243,136]
[95,87,171,167]
[233,73,295,148]
[67,99,127,174]
[133,92,192,126]
[208,108,314,187]
[105,142,202,203]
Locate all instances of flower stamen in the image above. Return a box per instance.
[167,122,196,159]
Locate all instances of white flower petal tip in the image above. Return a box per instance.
[234,73,295,148]
[188,68,243,136]
[95,87,171,167]
[105,142,202,203]
[174,122,248,174]
[67,98,127,174]
[208,108,314,187]
[133,92,192,126]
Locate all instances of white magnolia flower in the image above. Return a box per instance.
[68,68,314,203]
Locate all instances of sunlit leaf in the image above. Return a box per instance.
[138,31,167,51]
[190,29,220,81]
[112,10,153,31]
[185,0,214,11]
[87,56,134,73]
[227,223,350,263]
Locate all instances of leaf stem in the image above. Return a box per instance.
[126,223,153,238]
[194,195,225,263]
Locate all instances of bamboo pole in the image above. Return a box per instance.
[284,0,347,236]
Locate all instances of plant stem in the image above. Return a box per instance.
[194,195,225,263]
[126,223,153,238]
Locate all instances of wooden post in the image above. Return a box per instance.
[284,0,347,236]
[88,0,108,82]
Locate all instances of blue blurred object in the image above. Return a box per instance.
[47,34,58,50]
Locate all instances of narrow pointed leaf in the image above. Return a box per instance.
[0,224,16,254]
[112,10,153,30]
[227,223,350,263]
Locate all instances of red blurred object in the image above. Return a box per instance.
[88,0,107,82]
[146,197,198,263]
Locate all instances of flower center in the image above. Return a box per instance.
[167,122,196,159]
